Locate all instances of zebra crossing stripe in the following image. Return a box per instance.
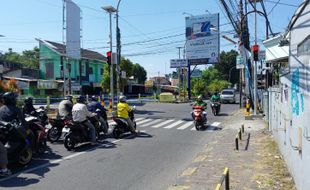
[164,120,184,129]
[177,121,193,130]
[140,119,163,127]
[135,117,144,122]
[136,119,153,125]
[191,127,196,131]
[152,119,175,128]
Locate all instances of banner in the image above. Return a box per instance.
[185,13,220,64]
[170,59,188,68]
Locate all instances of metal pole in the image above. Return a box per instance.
[109,12,114,108]
[177,47,182,101]
[253,0,257,115]
[116,0,122,99]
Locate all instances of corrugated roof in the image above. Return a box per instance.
[38,39,107,62]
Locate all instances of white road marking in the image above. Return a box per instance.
[140,119,163,127]
[191,127,196,131]
[135,117,144,122]
[136,118,153,125]
[177,121,193,130]
[152,119,175,128]
[211,122,221,127]
[164,120,184,129]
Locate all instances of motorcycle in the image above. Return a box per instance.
[91,109,109,135]
[46,117,71,143]
[211,101,221,116]
[112,107,137,139]
[0,121,33,166]
[25,115,47,154]
[192,105,207,131]
[63,118,101,151]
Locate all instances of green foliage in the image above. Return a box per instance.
[101,57,147,92]
[1,47,39,69]
[132,63,147,84]
[207,80,230,93]
[214,50,239,84]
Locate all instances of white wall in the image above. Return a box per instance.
[269,3,310,190]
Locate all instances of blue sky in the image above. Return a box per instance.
[0,0,302,77]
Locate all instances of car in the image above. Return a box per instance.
[220,89,236,104]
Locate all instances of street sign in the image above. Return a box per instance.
[236,55,245,69]
[170,59,188,68]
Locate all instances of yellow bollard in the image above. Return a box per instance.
[101,95,105,107]
[245,98,251,116]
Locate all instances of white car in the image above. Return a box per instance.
[220,89,236,104]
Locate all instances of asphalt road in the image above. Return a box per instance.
[0,101,239,190]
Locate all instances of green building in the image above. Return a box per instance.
[37,39,107,96]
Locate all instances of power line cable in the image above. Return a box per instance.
[268,0,281,15]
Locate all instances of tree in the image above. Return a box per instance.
[132,63,147,84]
[1,47,39,69]
[214,50,239,84]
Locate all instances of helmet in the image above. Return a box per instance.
[24,97,33,105]
[76,95,86,103]
[64,95,73,102]
[91,95,97,101]
[2,92,18,106]
[119,95,126,103]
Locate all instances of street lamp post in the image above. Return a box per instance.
[102,6,117,109]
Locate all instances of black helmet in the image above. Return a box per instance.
[119,95,126,103]
[2,92,18,106]
[24,97,33,105]
[76,95,86,103]
[91,95,97,101]
[64,95,73,102]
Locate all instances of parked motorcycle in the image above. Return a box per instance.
[25,115,47,154]
[192,105,207,131]
[211,102,221,116]
[63,119,101,151]
[0,121,33,166]
[112,107,137,139]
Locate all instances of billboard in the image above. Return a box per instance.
[185,13,220,64]
[66,0,81,59]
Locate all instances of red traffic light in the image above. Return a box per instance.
[252,45,259,61]
[106,51,112,65]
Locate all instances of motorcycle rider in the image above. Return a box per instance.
[72,95,97,145]
[192,95,207,120]
[58,95,73,119]
[117,95,139,134]
[0,92,28,176]
[87,95,108,134]
[22,97,37,116]
[211,91,221,102]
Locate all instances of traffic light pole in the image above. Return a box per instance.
[108,12,114,109]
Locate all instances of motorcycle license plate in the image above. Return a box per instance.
[62,127,70,133]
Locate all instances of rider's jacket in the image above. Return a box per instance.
[117,102,132,118]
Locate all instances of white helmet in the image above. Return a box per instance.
[119,95,126,102]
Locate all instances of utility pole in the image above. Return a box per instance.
[116,0,122,98]
[253,0,258,115]
[62,0,66,97]
[239,0,244,108]
[176,47,182,101]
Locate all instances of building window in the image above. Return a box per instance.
[89,67,93,74]
[297,34,310,56]
[100,68,104,75]
[81,63,86,76]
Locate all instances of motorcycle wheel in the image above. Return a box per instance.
[194,121,200,131]
[64,133,75,151]
[212,108,216,116]
[47,126,61,143]
[18,145,33,166]
[112,128,121,139]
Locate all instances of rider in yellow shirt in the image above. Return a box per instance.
[117,96,139,134]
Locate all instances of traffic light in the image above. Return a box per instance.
[106,51,112,65]
[252,45,259,61]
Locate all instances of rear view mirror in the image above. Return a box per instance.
[133,105,136,110]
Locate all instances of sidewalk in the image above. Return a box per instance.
[168,109,296,190]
